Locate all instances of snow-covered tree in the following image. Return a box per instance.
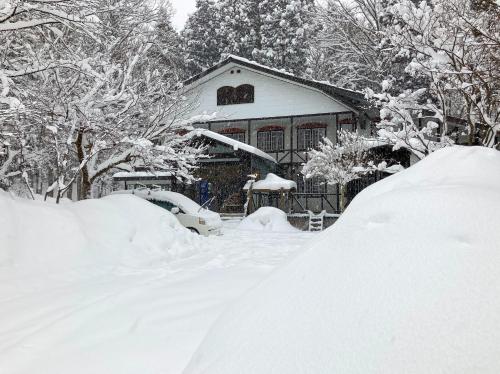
[181,0,221,76]
[253,0,317,75]
[309,0,388,90]
[302,130,374,212]
[181,0,317,76]
[0,0,102,191]
[216,0,254,58]
[54,1,203,199]
[379,0,499,148]
[150,4,184,82]
[1,0,205,200]
[310,0,424,92]
[366,83,455,160]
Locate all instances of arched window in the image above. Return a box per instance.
[235,84,254,104]
[217,85,255,106]
[217,86,235,106]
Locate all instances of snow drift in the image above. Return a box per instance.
[184,146,500,374]
[239,207,298,232]
[0,192,200,283]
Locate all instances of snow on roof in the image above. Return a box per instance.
[183,55,366,112]
[382,164,405,174]
[224,54,364,96]
[223,54,298,78]
[184,146,500,374]
[112,171,173,179]
[190,129,277,163]
[244,173,297,191]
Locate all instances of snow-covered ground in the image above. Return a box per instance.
[0,195,312,374]
[185,146,500,374]
[3,146,499,374]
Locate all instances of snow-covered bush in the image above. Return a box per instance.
[239,207,297,233]
[302,130,374,212]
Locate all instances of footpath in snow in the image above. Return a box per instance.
[0,194,312,374]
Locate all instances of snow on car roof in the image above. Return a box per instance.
[113,189,203,215]
[189,129,277,163]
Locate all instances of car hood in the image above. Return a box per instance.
[195,209,223,227]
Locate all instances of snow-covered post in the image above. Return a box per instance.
[302,131,373,213]
[244,174,258,216]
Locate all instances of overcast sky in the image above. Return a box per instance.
[171,0,196,30]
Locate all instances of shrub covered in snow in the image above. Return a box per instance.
[239,207,297,233]
[185,146,500,374]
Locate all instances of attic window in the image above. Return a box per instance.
[217,84,254,105]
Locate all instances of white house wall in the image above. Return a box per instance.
[184,63,353,121]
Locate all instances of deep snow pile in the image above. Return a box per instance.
[239,207,298,232]
[0,192,200,281]
[184,146,500,374]
[0,193,311,374]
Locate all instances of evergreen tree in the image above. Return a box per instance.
[253,0,317,75]
[181,0,221,76]
[216,0,253,57]
[181,0,317,76]
[151,4,184,82]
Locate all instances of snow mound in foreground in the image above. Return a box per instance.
[239,207,297,232]
[0,193,200,279]
[184,146,500,374]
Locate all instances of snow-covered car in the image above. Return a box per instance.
[113,189,222,236]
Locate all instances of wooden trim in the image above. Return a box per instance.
[218,127,246,134]
[296,122,327,129]
[257,125,285,132]
[195,111,355,125]
[338,117,354,125]
[247,120,251,145]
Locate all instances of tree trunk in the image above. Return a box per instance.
[245,184,254,216]
[75,129,91,200]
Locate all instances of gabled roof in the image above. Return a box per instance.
[183,55,370,112]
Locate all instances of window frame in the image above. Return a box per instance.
[257,127,285,152]
[223,131,246,143]
[296,123,327,150]
[217,84,255,106]
[218,127,246,143]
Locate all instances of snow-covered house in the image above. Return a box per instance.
[183,55,405,213]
